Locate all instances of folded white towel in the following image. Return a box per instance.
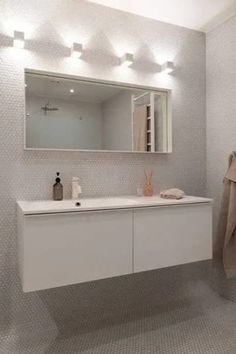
[160,188,185,200]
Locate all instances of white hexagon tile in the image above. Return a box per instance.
[1,1,235,353]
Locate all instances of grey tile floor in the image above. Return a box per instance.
[2,262,236,354]
[44,293,236,354]
[5,287,236,354]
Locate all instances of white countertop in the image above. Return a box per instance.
[17,195,212,215]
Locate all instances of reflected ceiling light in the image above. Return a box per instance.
[70,88,74,93]
[71,42,83,58]
[161,61,174,74]
[120,53,134,67]
[13,31,25,49]
[25,84,27,88]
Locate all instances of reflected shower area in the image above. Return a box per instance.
[24,71,171,153]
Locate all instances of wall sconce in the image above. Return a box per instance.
[71,43,83,58]
[120,53,134,67]
[13,31,25,49]
[161,61,174,74]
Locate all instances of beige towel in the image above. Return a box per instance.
[133,105,147,151]
[160,188,185,200]
[216,152,236,278]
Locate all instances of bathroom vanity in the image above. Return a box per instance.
[17,196,212,292]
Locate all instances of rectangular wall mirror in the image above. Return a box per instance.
[24,70,172,153]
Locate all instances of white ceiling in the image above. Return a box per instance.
[88,0,236,32]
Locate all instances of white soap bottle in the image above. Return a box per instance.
[72,177,82,200]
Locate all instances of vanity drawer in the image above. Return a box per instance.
[18,210,133,292]
[133,204,212,273]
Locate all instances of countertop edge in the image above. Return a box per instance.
[17,196,213,216]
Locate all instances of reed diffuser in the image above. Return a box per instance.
[144,169,154,196]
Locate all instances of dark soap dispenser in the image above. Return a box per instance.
[53,172,63,201]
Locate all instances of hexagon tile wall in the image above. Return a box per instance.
[0,0,207,352]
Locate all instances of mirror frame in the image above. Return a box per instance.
[24,68,172,154]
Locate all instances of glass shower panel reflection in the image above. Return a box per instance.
[132,92,169,152]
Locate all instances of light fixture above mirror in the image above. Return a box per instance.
[161,61,174,74]
[13,31,25,49]
[120,53,134,67]
[71,42,83,58]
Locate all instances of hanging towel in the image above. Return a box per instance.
[133,105,147,151]
[216,152,236,278]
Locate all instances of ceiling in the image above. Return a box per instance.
[88,0,236,32]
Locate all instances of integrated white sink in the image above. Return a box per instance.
[17,195,212,215]
[82,197,140,207]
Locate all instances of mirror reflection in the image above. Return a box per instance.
[25,71,171,152]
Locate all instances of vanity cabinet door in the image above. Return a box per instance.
[21,210,133,292]
[133,204,212,273]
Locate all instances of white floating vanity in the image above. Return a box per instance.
[17,195,212,292]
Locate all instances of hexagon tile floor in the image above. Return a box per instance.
[47,298,236,354]
[3,282,236,354]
